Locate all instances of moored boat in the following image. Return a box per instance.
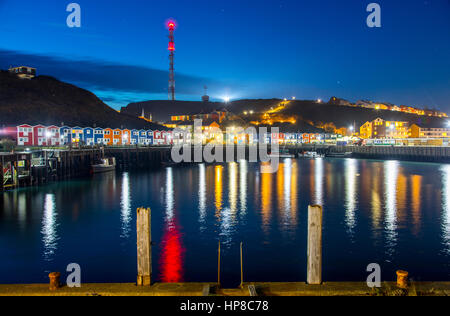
[92,157,116,173]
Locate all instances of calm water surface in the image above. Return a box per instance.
[1,158,449,286]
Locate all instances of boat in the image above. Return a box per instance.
[92,157,116,173]
[299,151,323,159]
[268,148,295,158]
[325,152,353,158]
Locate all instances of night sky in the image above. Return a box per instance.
[0,0,449,111]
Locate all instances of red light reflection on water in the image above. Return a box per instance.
[159,220,185,283]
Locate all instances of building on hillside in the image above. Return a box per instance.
[372,118,409,139]
[8,66,36,79]
[356,100,374,108]
[138,109,153,122]
[329,97,353,106]
[372,103,389,110]
[409,123,450,138]
[17,124,34,146]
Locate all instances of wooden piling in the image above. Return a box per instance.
[307,205,323,285]
[137,207,152,286]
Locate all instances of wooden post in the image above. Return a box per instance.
[307,205,323,285]
[217,242,221,287]
[137,207,152,286]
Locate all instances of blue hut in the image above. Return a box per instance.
[94,128,105,145]
[146,130,154,145]
[60,126,72,145]
[130,129,139,145]
[138,130,147,145]
[83,127,94,146]
[71,127,84,144]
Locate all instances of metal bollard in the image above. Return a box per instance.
[396,270,408,289]
[48,272,61,291]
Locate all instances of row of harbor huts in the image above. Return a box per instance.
[10,124,173,147]
[3,124,344,147]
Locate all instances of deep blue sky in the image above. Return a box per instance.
[0,0,449,111]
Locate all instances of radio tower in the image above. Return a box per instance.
[168,21,176,101]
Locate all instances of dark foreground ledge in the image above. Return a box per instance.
[0,282,449,296]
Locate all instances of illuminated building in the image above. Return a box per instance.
[409,123,450,138]
[8,66,36,79]
[359,121,373,139]
[367,118,409,139]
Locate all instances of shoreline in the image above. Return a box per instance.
[0,282,449,296]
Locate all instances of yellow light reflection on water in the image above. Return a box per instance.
[214,165,223,217]
[411,175,422,235]
[290,160,298,223]
[261,164,272,232]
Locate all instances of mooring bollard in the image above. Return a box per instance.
[48,272,61,291]
[396,270,409,289]
[307,205,323,285]
[137,207,152,286]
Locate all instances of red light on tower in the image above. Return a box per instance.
[168,21,176,30]
[167,19,176,101]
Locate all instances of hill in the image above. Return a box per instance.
[0,70,168,130]
[122,98,448,131]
